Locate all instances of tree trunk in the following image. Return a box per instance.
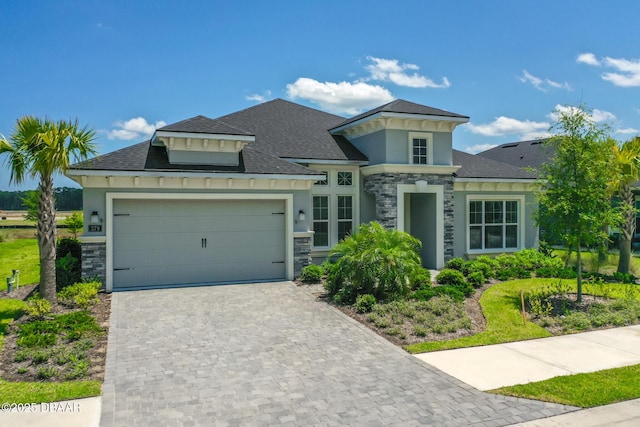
[38,175,57,304]
[617,184,635,274]
[576,241,583,303]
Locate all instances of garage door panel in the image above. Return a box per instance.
[112,199,286,289]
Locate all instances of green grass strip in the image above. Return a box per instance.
[405,278,555,353]
[0,380,101,404]
[490,364,640,408]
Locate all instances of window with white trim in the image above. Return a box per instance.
[337,171,352,186]
[469,199,520,250]
[313,196,329,247]
[337,196,353,241]
[409,132,433,165]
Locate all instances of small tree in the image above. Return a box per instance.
[534,105,619,302]
[612,137,640,274]
[21,190,39,222]
[64,211,83,239]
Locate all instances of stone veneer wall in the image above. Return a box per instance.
[81,242,106,284]
[293,236,312,277]
[363,173,455,261]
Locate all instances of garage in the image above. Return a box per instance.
[111,198,287,289]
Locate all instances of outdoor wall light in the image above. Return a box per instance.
[298,210,306,222]
[90,211,102,224]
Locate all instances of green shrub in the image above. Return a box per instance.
[412,324,428,337]
[561,312,593,331]
[466,271,485,288]
[57,281,101,310]
[56,237,81,260]
[325,222,422,304]
[475,255,500,272]
[24,296,51,319]
[444,257,465,271]
[436,269,466,287]
[37,366,59,380]
[299,264,324,283]
[56,311,102,336]
[462,260,493,279]
[411,286,465,303]
[56,253,81,292]
[64,358,89,380]
[355,294,377,313]
[14,349,30,362]
[410,268,431,290]
[31,349,50,364]
[17,333,57,348]
[534,267,557,278]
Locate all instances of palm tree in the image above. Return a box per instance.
[613,137,640,274]
[0,117,96,303]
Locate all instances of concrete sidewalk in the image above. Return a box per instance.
[414,324,640,390]
[511,398,640,426]
[0,396,100,427]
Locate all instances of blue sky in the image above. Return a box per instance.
[1,0,639,191]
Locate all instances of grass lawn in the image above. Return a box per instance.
[0,380,101,404]
[0,239,39,290]
[491,364,640,407]
[555,249,640,276]
[405,278,555,353]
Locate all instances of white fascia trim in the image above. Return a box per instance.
[153,130,255,143]
[66,169,320,181]
[285,158,369,166]
[360,164,461,176]
[397,183,445,269]
[104,192,294,292]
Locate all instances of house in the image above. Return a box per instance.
[67,99,538,291]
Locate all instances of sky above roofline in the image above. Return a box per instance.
[1,0,639,190]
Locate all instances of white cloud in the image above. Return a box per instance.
[616,127,639,135]
[286,77,394,115]
[577,52,601,66]
[578,53,640,87]
[107,117,167,141]
[519,70,571,92]
[601,56,640,87]
[365,56,450,88]
[464,144,498,154]
[465,116,551,140]
[246,90,272,103]
[549,104,616,123]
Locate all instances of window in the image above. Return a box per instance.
[469,199,519,250]
[337,196,353,241]
[314,171,328,186]
[313,196,329,247]
[409,132,433,165]
[337,171,352,186]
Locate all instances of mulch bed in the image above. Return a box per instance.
[297,281,491,347]
[0,286,111,382]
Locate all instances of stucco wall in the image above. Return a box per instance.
[349,129,453,165]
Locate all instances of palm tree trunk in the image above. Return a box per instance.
[618,184,635,274]
[38,175,57,303]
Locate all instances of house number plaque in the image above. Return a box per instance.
[88,225,102,232]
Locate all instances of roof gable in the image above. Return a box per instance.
[332,99,469,130]
[477,139,552,171]
[157,115,253,136]
[453,149,536,179]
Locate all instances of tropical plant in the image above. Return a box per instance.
[534,105,619,302]
[0,117,96,303]
[64,211,83,239]
[612,137,640,274]
[324,221,423,304]
[21,189,39,221]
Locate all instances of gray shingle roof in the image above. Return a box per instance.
[70,141,323,176]
[213,99,367,161]
[477,139,552,172]
[453,149,536,179]
[332,99,469,129]
[157,115,253,136]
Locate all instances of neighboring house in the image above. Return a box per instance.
[67,99,538,291]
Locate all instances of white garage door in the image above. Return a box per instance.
[112,199,286,289]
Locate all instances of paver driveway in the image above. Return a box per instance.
[101,282,574,426]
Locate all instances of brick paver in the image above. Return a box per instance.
[101,282,575,426]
